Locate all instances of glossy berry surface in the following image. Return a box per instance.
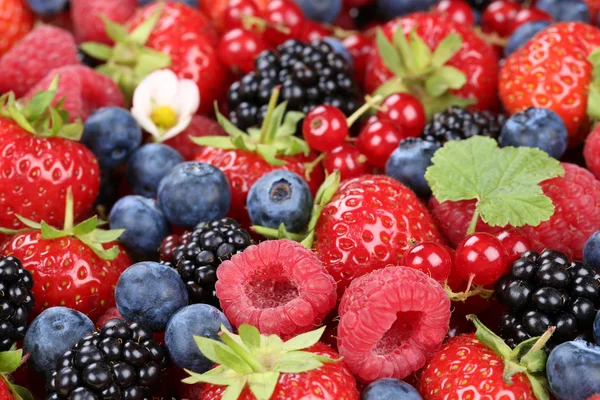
[377,93,426,138]
[433,0,476,25]
[263,0,306,46]
[218,28,269,74]
[222,0,260,30]
[455,233,509,285]
[402,242,453,282]
[481,0,521,37]
[357,118,406,169]
[0,256,33,352]
[323,143,371,181]
[302,105,348,152]
[496,230,532,264]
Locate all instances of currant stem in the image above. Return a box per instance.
[304,153,326,181]
[467,208,479,235]
[346,94,383,128]
[242,15,291,34]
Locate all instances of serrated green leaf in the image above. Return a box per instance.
[40,222,69,240]
[11,384,33,400]
[80,42,113,61]
[478,185,555,228]
[275,351,324,373]
[238,325,261,350]
[375,29,404,76]
[256,145,285,166]
[393,27,416,74]
[222,378,247,400]
[191,136,237,149]
[409,30,432,72]
[431,33,462,67]
[102,18,128,42]
[129,5,163,44]
[0,349,21,373]
[247,372,279,400]
[282,326,326,351]
[73,216,98,236]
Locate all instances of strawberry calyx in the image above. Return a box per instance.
[192,87,310,166]
[0,347,33,400]
[0,188,124,261]
[586,48,600,123]
[467,315,553,400]
[80,4,171,102]
[0,76,83,141]
[373,27,475,118]
[183,324,337,400]
[252,170,340,247]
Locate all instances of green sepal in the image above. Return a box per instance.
[11,385,34,400]
[376,30,404,76]
[0,349,22,373]
[409,29,432,73]
[281,326,326,351]
[431,33,463,67]
[247,371,280,400]
[103,18,129,43]
[79,43,113,61]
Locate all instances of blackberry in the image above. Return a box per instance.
[158,217,253,306]
[466,0,525,11]
[0,256,34,351]
[421,106,506,146]
[46,318,167,399]
[227,39,362,131]
[495,250,600,351]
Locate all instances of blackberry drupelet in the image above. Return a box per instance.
[495,250,600,351]
[158,217,253,307]
[0,256,34,351]
[227,39,362,131]
[467,0,525,11]
[46,318,168,399]
[421,106,506,146]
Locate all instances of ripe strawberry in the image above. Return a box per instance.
[499,22,600,146]
[0,26,79,98]
[313,175,443,298]
[0,0,33,58]
[71,0,137,44]
[164,115,227,161]
[365,12,499,115]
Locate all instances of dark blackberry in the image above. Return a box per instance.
[421,106,506,146]
[495,250,600,351]
[466,0,525,11]
[46,318,167,399]
[158,217,253,307]
[227,39,362,131]
[0,256,33,351]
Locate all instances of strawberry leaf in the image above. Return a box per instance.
[238,325,261,350]
[409,29,432,72]
[192,136,237,150]
[11,384,34,400]
[222,378,247,400]
[431,33,462,67]
[392,27,415,74]
[376,30,404,76]
[282,326,326,351]
[0,349,22,373]
[182,365,237,385]
[247,371,279,400]
[79,43,113,61]
[129,5,163,45]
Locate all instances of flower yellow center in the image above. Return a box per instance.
[150,106,178,130]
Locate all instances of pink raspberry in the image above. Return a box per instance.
[24,65,125,121]
[215,239,337,336]
[337,266,450,383]
[71,0,138,44]
[0,25,79,98]
[429,163,600,260]
[584,124,600,180]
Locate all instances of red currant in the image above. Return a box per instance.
[342,34,372,86]
[263,0,305,46]
[496,230,532,264]
[323,143,371,181]
[507,8,553,35]
[356,118,405,169]
[433,0,476,25]
[223,0,261,31]
[481,0,520,37]
[377,93,426,138]
[299,20,331,42]
[402,242,453,282]
[455,233,509,285]
[218,28,269,74]
[302,105,348,153]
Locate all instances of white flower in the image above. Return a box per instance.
[131,69,200,142]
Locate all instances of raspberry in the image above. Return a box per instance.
[429,163,600,260]
[337,266,451,383]
[0,25,79,98]
[215,239,337,336]
[24,65,125,122]
[164,115,227,161]
[584,124,600,180]
[71,0,138,44]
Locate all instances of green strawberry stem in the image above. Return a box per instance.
[346,94,383,127]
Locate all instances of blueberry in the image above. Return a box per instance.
[157,162,231,228]
[109,196,171,255]
[385,138,439,198]
[82,107,142,169]
[23,307,94,377]
[361,378,422,400]
[376,0,437,18]
[165,304,232,373]
[547,340,600,400]
[498,108,568,158]
[594,310,600,345]
[26,0,68,15]
[293,0,342,23]
[322,37,353,68]
[584,231,600,273]
[537,0,590,22]
[126,143,184,198]
[504,21,552,57]
[247,171,313,233]
[115,262,189,332]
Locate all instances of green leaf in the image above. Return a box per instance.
[431,33,463,67]
[135,49,172,77]
[409,29,432,72]
[278,111,305,137]
[238,325,261,350]
[22,91,56,121]
[193,335,223,365]
[393,27,416,74]
[73,216,98,237]
[265,102,287,143]
[129,5,163,44]
[59,121,84,141]
[87,228,125,244]
[0,349,21,373]
[373,77,409,100]
[256,145,285,166]
[222,378,247,400]
[425,74,449,97]
[15,215,42,230]
[78,236,120,261]
[520,349,547,374]
[182,366,238,385]
[282,326,326,351]
[275,351,324,373]
[214,345,254,375]
[247,372,279,400]
[7,94,35,134]
[214,104,248,138]
[422,93,475,119]
[282,136,310,157]
[191,136,237,149]
[80,42,114,61]
[49,107,64,137]
[588,85,600,120]
[436,66,467,90]
[375,29,404,76]
[467,315,512,359]
[40,222,69,240]
[102,18,128,43]
[11,384,34,400]
[526,373,550,400]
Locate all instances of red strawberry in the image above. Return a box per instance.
[499,22,600,146]
[365,12,499,115]
[313,175,443,298]
[71,0,138,44]
[0,26,79,98]
[0,0,33,58]
[163,115,227,161]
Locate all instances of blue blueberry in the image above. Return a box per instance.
[385,138,439,198]
[109,196,171,255]
[82,107,142,169]
[247,170,313,233]
[584,231,600,274]
[323,37,353,68]
[157,162,231,228]
[23,307,94,377]
[498,108,568,159]
[376,0,437,18]
[115,262,189,332]
[504,21,552,57]
[362,378,422,400]
[126,143,184,199]
[293,0,342,23]
[537,0,590,22]
[26,0,68,15]
[165,304,232,373]
[547,340,600,400]
[595,310,600,345]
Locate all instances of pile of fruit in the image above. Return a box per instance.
[2,0,600,398]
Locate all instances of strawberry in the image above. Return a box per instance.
[71,0,138,44]
[0,0,33,58]
[365,12,499,117]
[0,189,131,321]
[184,325,359,400]
[0,78,101,233]
[418,316,552,400]
[163,114,227,161]
[499,22,600,146]
[0,25,79,98]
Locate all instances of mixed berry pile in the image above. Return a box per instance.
[1,0,600,399]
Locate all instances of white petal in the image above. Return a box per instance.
[135,114,161,140]
[148,69,180,106]
[160,115,193,142]
[131,79,154,117]
[171,79,201,117]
